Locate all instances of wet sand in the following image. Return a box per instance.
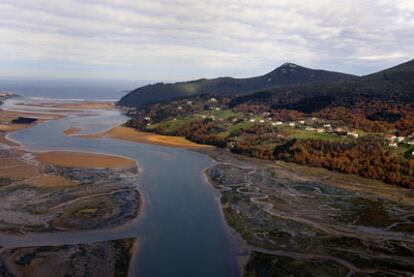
[62,126,82,136]
[20,101,115,110]
[78,125,211,149]
[59,101,114,110]
[35,151,136,170]
[0,149,76,187]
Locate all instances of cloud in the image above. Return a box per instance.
[0,0,412,80]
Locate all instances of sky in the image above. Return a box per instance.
[0,0,413,81]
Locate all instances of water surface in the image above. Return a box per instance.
[3,100,239,276]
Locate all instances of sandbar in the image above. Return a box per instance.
[78,125,211,149]
[35,151,136,170]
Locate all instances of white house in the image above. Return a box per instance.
[385,135,397,141]
[388,142,398,147]
[397,136,405,142]
[289,122,296,127]
[249,119,256,122]
[347,131,359,138]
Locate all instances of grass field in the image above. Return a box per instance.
[289,130,348,142]
[199,109,239,119]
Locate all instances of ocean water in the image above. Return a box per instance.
[0,78,148,101]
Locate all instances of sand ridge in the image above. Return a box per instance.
[62,126,83,136]
[78,125,211,149]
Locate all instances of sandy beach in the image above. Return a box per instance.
[78,125,211,149]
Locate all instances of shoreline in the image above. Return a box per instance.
[202,164,251,276]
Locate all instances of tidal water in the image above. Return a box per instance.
[0,78,146,100]
[3,100,240,276]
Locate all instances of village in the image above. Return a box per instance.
[133,97,414,157]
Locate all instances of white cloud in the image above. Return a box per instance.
[0,0,412,80]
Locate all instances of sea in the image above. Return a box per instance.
[0,78,149,101]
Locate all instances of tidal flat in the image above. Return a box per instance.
[0,238,136,277]
[205,152,414,276]
[0,147,139,234]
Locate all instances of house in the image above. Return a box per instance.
[317,128,325,133]
[347,131,359,138]
[275,121,283,125]
[388,142,398,147]
[249,119,256,122]
[397,136,405,142]
[144,116,151,121]
[323,123,331,128]
[259,119,265,123]
[305,127,316,131]
[209,98,218,103]
[289,122,296,127]
[407,140,414,145]
[186,101,193,105]
[177,106,182,110]
[299,120,305,124]
[334,127,347,135]
[384,134,397,141]
[215,107,220,111]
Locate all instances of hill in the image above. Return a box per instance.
[118,63,356,108]
[229,59,414,112]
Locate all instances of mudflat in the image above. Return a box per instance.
[35,151,136,170]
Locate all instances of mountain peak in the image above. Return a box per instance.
[269,62,305,75]
[280,62,301,68]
